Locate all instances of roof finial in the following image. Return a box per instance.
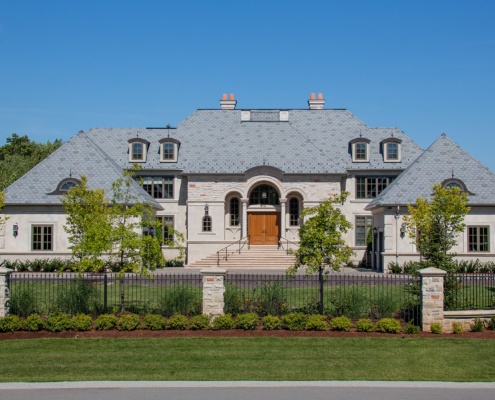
[69,167,72,178]
[452,167,454,178]
[359,130,362,138]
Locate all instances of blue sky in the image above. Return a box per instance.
[1,1,494,170]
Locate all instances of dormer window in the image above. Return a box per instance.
[159,138,180,163]
[128,138,150,162]
[350,138,371,162]
[48,178,82,195]
[381,138,402,162]
[441,178,468,192]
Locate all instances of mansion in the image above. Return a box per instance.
[2,94,495,272]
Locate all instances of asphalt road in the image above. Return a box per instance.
[1,381,494,400]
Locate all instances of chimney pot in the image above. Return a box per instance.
[220,93,237,110]
[308,92,325,110]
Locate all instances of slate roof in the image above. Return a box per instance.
[87,109,423,174]
[4,131,160,207]
[366,134,495,208]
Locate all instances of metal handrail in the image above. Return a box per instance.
[279,236,299,255]
[217,236,250,266]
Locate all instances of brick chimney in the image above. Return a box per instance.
[308,92,325,110]
[220,93,237,110]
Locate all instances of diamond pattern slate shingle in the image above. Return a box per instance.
[366,134,495,208]
[4,131,160,207]
[86,109,423,174]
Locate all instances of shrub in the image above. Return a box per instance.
[326,287,369,319]
[0,315,23,332]
[44,313,72,332]
[452,321,464,334]
[211,314,234,330]
[281,313,307,331]
[72,314,93,331]
[9,284,39,317]
[55,278,102,315]
[388,262,402,274]
[234,313,259,330]
[330,316,352,332]
[189,314,211,330]
[159,284,201,317]
[371,293,401,319]
[95,314,118,330]
[486,316,495,331]
[306,315,328,331]
[430,322,443,334]
[117,314,141,331]
[356,318,375,332]
[376,318,401,334]
[471,318,486,332]
[403,261,422,275]
[224,283,244,316]
[252,282,287,316]
[262,315,281,330]
[405,323,421,334]
[168,314,189,330]
[23,314,44,331]
[142,314,167,330]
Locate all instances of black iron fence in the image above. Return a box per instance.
[10,271,493,320]
[444,273,495,311]
[8,273,203,317]
[225,273,421,323]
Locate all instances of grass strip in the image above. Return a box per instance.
[1,337,494,382]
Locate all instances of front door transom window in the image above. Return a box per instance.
[249,184,280,205]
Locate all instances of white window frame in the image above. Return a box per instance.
[383,142,401,162]
[129,142,147,162]
[352,142,370,162]
[160,142,178,162]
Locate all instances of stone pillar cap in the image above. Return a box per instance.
[200,267,227,275]
[417,267,447,276]
[0,267,14,274]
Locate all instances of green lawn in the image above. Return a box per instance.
[1,337,494,382]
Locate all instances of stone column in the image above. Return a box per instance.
[241,198,249,239]
[0,266,13,318]
[279,198,287,242]
[418,267,447,332]
[200,268,226,316]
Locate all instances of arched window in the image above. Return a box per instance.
[289,197,300,226]
[441,178,468,192]
[202,216,212,232]
[249,184,279,205]
[60,180,78,191]
[230,198,240,226]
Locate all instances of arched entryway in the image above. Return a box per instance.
[248,184,280,245]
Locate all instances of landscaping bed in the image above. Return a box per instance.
[2,327,495,340]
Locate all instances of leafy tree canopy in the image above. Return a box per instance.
[0,133,62,190]
[288,192,354,275]
[403,183,470,271]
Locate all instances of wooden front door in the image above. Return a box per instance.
[248,213,279,245]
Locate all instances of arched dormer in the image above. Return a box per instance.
[48,178,82,195]
[128,138,150,162]
[159,137,181,162]
[380,137,402,162]
[441,178,472,194]
[349,138,371,162]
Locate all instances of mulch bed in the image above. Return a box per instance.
[2,328,495,340]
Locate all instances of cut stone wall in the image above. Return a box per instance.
[0,267,12,318]
[200,268,226,316]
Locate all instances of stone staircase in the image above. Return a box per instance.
[186,245,296,270]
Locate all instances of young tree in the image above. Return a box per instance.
[288,192,354,314]
[108,165,165,311]
[61,176,112,272]
[403,183,470,271]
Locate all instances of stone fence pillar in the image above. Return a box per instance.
[0,266,13,317]
[200,268,226,316]
[418,267,446,332]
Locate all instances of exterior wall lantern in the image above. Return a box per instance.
[261,191,267,199]
[204,204,209,216]
[13,223,19,238]
[400,223,406,238]
[373,227,377,235]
